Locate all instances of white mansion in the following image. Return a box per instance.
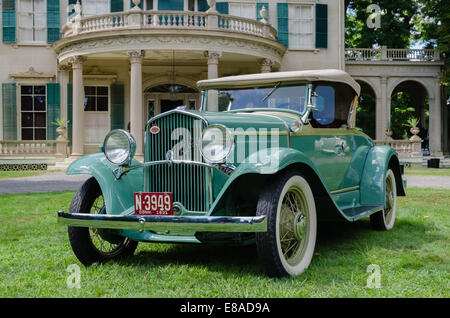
[0,0,447,162]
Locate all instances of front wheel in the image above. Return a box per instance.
[256,171,317,277]
[67,177,138,266]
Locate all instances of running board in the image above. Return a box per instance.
[342,205,384,221]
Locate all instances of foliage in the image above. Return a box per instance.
[390,93,416,140]
[356,93,376,139]
[345,0,418,48]
[404,117,420,128]
[52,118,70,127]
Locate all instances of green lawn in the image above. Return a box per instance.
[404,166,450,177]
[0,189,448,298]
[0,170,50,179]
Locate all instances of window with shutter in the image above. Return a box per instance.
[229,3,255,19]
[216,2,229,14]
[2,83,18,140]
[277,3,289,48]
[46,83,60,140]
[2,0,16,43]
[84,0,109,17]
[315,3,328,49]
[111,0,124,12]
[18,0,46,43]
[158,0,183,11]
[288,4,313,49]
[47,0,60,43]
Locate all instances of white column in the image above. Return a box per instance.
[69,56,86,156]
[128,50,145,158]
[429,79,442,155]
[204,51,222,111]
[376,76,388,140]
[259,58,274,73]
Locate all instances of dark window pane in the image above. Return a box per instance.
[34,96,46,110]
[34,86,46,95]
[21,96,33,110]
[97,86,108,96]
[84,86,96,95]
[97,96,108,111]
[84,96,96,111]
[34,113,46,127]
[34,128,46,140]
[21,86,33,95]
[22,128,33,140]
[21,113,33,127]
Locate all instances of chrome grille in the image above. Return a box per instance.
[145,111,210,212]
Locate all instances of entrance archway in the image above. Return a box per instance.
[390,80,429,149]
[356,80,377,139]
[144,83,200,120]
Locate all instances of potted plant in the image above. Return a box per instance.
[404,117,421,141]
[53,118,70,140]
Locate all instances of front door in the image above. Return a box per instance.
[160,99,184,113]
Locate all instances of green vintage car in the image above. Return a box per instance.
[58,69,405,277]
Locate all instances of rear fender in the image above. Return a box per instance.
[67,153,144,215]
[360,146,405,207]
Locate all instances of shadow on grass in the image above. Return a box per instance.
[115,215,443,276]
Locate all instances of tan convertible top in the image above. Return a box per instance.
[197,69,361,95]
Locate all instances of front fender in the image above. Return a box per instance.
[360,146,405,207]
[67,153,144,215]
[209,147,334,214]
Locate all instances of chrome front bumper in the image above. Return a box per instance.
[57,211,267,233]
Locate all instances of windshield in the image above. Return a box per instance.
[205,84,308,113]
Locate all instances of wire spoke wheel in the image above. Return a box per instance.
[279,189,309,266]
[88,195,122,255]
[256,172,317,277]
[370,169,397,231]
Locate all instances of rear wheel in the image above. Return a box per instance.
[68,177,138,266]
[256,171,317,277]
[370,169,397,231]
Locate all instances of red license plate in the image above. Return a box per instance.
[134,192,173,216]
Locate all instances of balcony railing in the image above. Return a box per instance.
[0,140,69,158]
[345,46,440,62]
[62,10,277,41]
[374,139,422,157]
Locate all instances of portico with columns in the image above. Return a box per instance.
[54,0,284,157]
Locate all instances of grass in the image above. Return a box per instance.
[0,189,448,298]
[0,170,50,179]
[404,167,450,177]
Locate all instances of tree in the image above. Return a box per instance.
[345,0,418,48]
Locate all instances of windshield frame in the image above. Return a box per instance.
[200,82,311,115]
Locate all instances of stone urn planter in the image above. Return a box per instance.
[53,119,69,141]
[385,129,393,140]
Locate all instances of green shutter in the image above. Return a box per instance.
[315,3,328,49]
[2,0,16,43]
[110,83,124,130]
[130,0,143,9]
[158,0,183,11]
[67,83,73,145]
[216,2,229,14]
[46,83,60,140]
[277,3,289,48]
[256,3,269,21]
[2,83,17,140]
[47,0,60,43]
[111,0,124,12]
[198,0,208,12]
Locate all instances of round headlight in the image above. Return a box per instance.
[103,129,136,165]
[201,125,234,163]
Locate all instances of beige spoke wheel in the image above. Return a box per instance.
[256,171,317,277]
[370,169,397,231]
